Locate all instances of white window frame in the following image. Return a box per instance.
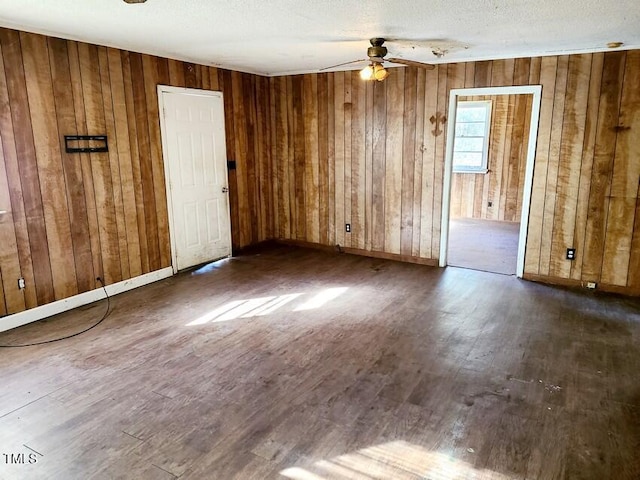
[452,100,492,174]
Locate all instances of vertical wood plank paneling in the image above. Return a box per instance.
[303,74,320,243]
[549,54,591,278]
[498,95,515,220]
[275,76,290,239]
[107,48,142,278]
[98,46,129,282]
[0,114,25,313]
[291,75,306,240]
[411,68,426,257]
[129,52,160,273]
[48,37,95,294]
[4,25,640,321]
[419,65,439,259]
[243,73,259,244]
[371,79,386,252]
[474,61,492,87]
[400,67,417,256]
[343,73,352,248]
[120,50,149,273]
[209,67,220,91]
[582,52,626,279]
[1,29,54,305]
[515,95,533,218]
[269,78,280,238]
[68,42,105,283]
[286,75,296,243]
[431,64,454,258]
[571,53,604,281]
[384,67,405,254]
[167,59,186,87]
[142,55,171,268]
[22,32,80,300]
[539,55,569,276]
[451,95,532,222]
[264,51,640,294]
[364,80,374,251]
[334,72,345,247]
[601,50,640,286]
[219,70,240,250]
[525,56,558,274]
[258,76,273,240]
[0,27,277,317]
[317,74,329,245]
[351,71,366,250]
[0,38,37,310]
[327,73,336,246]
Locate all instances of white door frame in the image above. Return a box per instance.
[157,85,230,274]
[439,85,543,278]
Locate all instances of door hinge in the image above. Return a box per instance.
[222,186,229,193]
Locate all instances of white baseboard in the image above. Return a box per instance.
[0,267,174,333]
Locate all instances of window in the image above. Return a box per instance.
[452,100,492,173]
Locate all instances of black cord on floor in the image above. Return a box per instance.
[0,279,111,348]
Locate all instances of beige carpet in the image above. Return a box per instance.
[447,218,520,275]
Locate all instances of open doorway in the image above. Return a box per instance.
[440,86,542,277]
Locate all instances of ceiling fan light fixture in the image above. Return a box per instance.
[360,64,374,80]
[373,63,389,81]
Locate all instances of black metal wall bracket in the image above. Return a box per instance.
[64,135,108,153]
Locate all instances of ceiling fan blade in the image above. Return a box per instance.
[387,57,436,70]
[319,58,367,71]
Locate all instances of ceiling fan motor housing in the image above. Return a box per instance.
[367,37,387,61]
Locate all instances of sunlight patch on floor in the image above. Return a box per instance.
[293,287,349,311]
[185,287,348,326]
[280,440,514,480]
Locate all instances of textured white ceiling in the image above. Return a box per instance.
[0,0,638,76]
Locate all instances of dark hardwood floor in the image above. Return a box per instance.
[1,244,639,479]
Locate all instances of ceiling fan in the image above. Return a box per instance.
[321,38,435,81]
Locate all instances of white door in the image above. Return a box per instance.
[159,88,231,271]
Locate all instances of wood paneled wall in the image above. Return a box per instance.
[450,94,533,221]
[0,27,273,316]
[1,23,639,317]
[270,52,640,294]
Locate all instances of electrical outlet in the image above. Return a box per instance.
[586,281,597,289]
[566,248,576,260]
[345,223,351,233]
[17,278,25,290]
